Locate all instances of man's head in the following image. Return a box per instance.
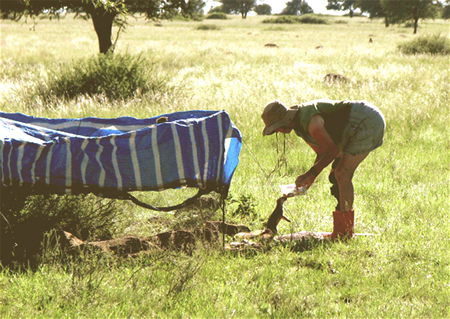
[261,100,297,136]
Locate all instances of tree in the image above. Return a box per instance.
[254,3,271,15]
[356,0,382,18]
[281,0,313,15]
[220,0,255,19]
[208,5,231,13]
[356,0,390,26]
[441,0,450,19]
[164,0,205,19]
[327,0,357,17]
[0,0,205,53]
[380,0,440,34]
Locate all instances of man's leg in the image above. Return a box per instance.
[335,152,369,212]
[329,157,341,211]
[327,152,369,239]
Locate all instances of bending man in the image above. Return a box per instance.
[261,99,385,239]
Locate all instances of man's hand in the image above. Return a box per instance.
[295,171,316,189]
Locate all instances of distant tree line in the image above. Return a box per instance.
[1,0,448,54]
[210,0,448,33]
[209,0,313,18]
[327,0,446,34]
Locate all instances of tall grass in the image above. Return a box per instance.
[0,15,449,318]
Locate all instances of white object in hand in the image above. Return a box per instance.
[280,184,307,197]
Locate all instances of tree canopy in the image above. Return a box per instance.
[219,0,255,19]
[281,0,313,15]
[327,0,357,17]
[254,3,271,15]
[443,0,450,19]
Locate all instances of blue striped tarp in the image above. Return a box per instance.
[0,110,242,198]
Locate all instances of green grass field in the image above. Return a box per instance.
[1,14,449,317]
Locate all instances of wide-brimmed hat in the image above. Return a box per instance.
[261,100,298,136]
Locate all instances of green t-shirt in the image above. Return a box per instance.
[292,99,352,149]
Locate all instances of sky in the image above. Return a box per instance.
[204,0,341,15]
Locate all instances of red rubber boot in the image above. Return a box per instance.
[331,209,355,240]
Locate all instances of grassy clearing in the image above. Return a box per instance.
[1,14,449,317]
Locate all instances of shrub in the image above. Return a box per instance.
[297,15,327,24]
[1,191,126,268]
[228,194,258,222]
[171,14,204,22]
[24,194,124,240]
[262,15,327,25]
[398,34,450,55]
[196,24,221,30]
[206,12,227,20]
[36,52,166,101]
[263,16,297,24]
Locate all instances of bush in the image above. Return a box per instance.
[36,52,166,101]
[206,12,227,20]
[171,14,204,22]
[1,191,126,268]
[297,15,327,24]
[398,34,450,55]
[196,24,221,30]
[228,194,258,222]
[262,15,327,25]
[24,194,123,240]
[263,16,298,24]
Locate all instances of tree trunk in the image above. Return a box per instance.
[385,16,389,27]
[85,4,117,54]
[413,5,419,34]
[413,17,419,34]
